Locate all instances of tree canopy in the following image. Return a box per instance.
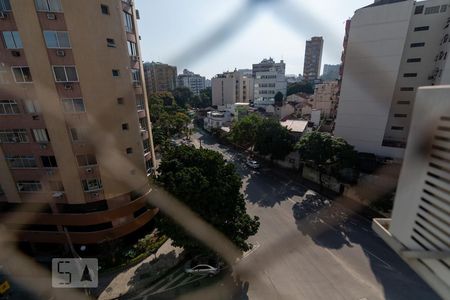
[156,146,260,253]
[286,82,314,96]
[255,118,295,161]
[274,91,284,107]
[229,114,263,149]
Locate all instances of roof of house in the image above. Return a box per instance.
[280,119,309,133]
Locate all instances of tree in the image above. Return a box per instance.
[198,87,212,108]
[172,87,194,108]
[229,114,263,149]
[286,82,314,96]
[156,146,260,253]
[254,118,294,161]
[274,91,284,107]
[296,132,357,185]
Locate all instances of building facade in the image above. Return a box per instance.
[335,0,450,158]
[177,69,205,95]
[211,70,254,107]
[0,0,156,246]
[252,58,285,78]
[373,85,450,299]
[143,61,177,94]
[312,81,339,119]
[321,64,340,81]
[252,58,287,102]
[303,36,324,82]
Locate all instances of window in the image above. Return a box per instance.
[414,5,424,14]
[6,155,37,168]
[394,114,407,118]
[410,42,425,48]
[2,31,23,49]
[24,100,40,113]
[112,69,120,77]
[391,126,404,131]
[32,129,49,143]
[126,147,133,154]
[136,96,144,110]
[0,0,11,12]
[406,58,421,63]
[117,97,124,105]
[35,0,62,12]
[16,181,42,192]
[53,66,78,82]
[397,101,410,105]
[414,26,429,32]
[441,5,447,13]
[43,31,70,48]
[62,98,85,113]
[82,178,102,192]
[12,67,33,83]
[76,154,97,167]
[123,11,133,32]
[0,129,28,143]
[400,87,414,91]
[106,38,116,48]
[0,100,19,114]
[41,156,58,168]
[49,181,64,191]
[425,5,440,15]
[122,123,129,130]
[65,222,112,232]
[127,41,137,56]
[403,73,417,78]
[131,69,140,82]
[100,4,109,15]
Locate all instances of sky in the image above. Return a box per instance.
[135,0,373,79]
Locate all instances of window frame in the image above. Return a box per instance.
[0,100,20,115]
[123,11,133,33]
[0,129,29,143]
[16,181,42,193]
[82,178,103,192]
[41,155,58,168]
[2,31,23,49]
[11,66,33,83]
[52,65,79,83]
[5,155,38,169]
[32,128,50,143]
[0,0,11,12]
[35,0,63,12]
[100,4,109,15]
[43,31,71,49]
[62,98,85,113]
[76,154,97,167]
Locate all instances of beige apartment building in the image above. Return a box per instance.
[0,0,156,246]
[143,61,177,94]
[335,0,450,158]
[312,81,339,119]
[212,70,254,107]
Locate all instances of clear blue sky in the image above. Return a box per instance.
[135,0,373,79]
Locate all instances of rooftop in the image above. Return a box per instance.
[280,119,309,133]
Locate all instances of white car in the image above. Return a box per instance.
[185,264,219,276]
[246,160,260,169]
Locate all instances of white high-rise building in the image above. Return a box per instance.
[335,0,450,159]
[177,69,206,95]
[252,59,287,103]
[373,85,450,300]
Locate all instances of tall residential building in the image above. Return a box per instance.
[177,69,206,95]
[373,85,450,299]
[211,70,254,107]
[0,0,156,247]
[303,36,324,82]
[143,61,177,94]
[321,64,340,81]
[335,0,450,159]
[252,58,285,78]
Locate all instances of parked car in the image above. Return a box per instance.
[185,264,220,277]
[246,159,260,169]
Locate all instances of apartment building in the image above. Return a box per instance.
[143,61,177,94]
[177,69,205,95]
[312,81,339,119]
[303,36,323,82]
[253,58,287,102]
[211,70,254,107]
[0,0,156,246]
[335,0,450,158]
[252,58,285,78]
[373,85,450,299]
[321,64,340,81]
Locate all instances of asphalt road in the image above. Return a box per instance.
[180,130,440,300]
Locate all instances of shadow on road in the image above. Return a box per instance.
[292,193,440,300]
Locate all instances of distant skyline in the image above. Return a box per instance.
[136,0,373,79]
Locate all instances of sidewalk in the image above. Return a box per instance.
[95,240,183,300]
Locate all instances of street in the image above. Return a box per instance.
[137,130,440,300]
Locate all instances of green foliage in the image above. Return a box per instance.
[134,233,168,254]
[172,87,194,108]
[274,91,284,107]
[156,146,260,253]
[254,118,295,161]
[229,114,263,149]
[296,132,357,171]
[286,82,314,96]
[197,87,212,108]
[171,87,212,109]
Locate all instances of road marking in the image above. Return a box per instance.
[241,241,261,260]
[364,249,394,270]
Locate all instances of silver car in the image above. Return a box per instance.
[185,264,219,276]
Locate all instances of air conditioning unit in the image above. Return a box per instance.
[46,13,56,20]
[85,168,93,174]
[56,49,65,57]
[11,50,20,57]
[64,83,73,90]
[0,12,6,19]
[91,192,100,198]
[52,192,64,198]
[39,143,48,149]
